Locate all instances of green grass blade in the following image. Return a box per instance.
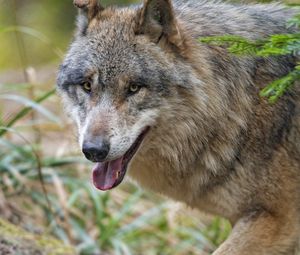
[0,89,55,137]
[0,94,60,124]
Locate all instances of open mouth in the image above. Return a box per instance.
[92,127,150,191]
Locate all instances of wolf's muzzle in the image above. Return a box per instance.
[82,137,110,162]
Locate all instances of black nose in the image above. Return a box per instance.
[82,138,110,162]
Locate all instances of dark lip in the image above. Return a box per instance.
[124,127,150,164]
[109,126,150,189]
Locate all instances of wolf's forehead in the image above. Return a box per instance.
[88,40,140,82]
[83,10,140,81]
[59,7,145,86]
[88,7,137,40]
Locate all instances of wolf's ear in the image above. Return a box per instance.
[136,0,183,48]
[74,0,104,36]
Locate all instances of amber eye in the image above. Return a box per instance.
[82,81,92,93]
[129,84,140,94]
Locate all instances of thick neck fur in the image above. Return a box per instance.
[129,40,252,204]
[129,1,297,206]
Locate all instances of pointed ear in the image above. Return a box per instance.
[136,0,183,47]
[74,0,104,36]
[74,0,103,20]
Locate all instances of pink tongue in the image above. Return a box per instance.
[92,157,124,190]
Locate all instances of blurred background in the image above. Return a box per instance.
[0,0,296,254]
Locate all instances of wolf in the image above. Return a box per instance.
[57,0,300,254]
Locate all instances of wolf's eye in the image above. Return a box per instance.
[128,84,140,95]
[81,81,92,93]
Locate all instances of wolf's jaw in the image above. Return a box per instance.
[92,127,150,190]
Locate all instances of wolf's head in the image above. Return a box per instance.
[57,0,201,190]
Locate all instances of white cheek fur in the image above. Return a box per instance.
[68,89,159,160]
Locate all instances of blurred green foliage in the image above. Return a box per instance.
[199,8,299,102]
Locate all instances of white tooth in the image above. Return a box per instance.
[116,171,121,178]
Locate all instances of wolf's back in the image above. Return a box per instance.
[174,0,297,39]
